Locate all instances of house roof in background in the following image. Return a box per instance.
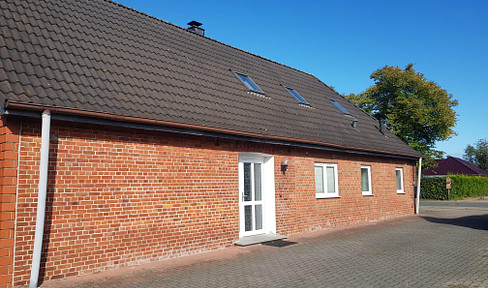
[424,156,488,177]
[0,0,422,158]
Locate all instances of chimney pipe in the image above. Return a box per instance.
[352,119,358,129]
[379,119,385,134]
[187,20,205,36]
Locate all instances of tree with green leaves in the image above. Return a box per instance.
[346,64,458,162]
[464,139,488,171]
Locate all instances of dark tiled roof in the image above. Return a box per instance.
[424,156,488,177]
[0,0,422,158]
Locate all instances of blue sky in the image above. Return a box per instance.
[118,0,488,158]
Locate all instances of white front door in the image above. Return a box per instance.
[239,161,265,237]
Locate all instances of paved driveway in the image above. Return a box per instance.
[44,201,488,288]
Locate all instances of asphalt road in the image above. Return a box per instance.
[421,200,488,208]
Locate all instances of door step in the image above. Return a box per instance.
[235,233,288,247]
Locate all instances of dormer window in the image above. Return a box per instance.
[330,99,350,114]
[285,87,309,105]
[233,72,264,94]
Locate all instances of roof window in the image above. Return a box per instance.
[330,99,350,114]
[233,72,264,93]
[285,87,310,105]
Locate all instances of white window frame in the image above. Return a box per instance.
[396,167,404,194]
[361,165,373,196]
[314,163,339,199]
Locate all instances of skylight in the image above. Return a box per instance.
[234,72,264,93]
[285,87,309,105]
[330,99,350,114]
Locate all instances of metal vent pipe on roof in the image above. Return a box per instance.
[351,119,358,129]
[379,119,385,134]
[187,20,205,36]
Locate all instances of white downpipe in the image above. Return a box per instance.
[29,111,51,288]
[416,157,422,214]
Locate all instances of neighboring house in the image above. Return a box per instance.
[0,0,422,286]
[424,156,488,177]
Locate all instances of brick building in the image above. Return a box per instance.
[0,0,422,287]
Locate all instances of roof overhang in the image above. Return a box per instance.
[4,100,423,161]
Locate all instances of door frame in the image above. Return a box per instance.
[238,153,276,238]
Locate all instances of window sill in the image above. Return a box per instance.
[362,193,374,197]
[316,195,341,199]
[397,191,405,194]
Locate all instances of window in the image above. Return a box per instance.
[330,99,350,114]
[396,168,404,193]
[361,165,372,195]
[233,72,264,93]
[315,163,339,198]
[285,87,309,105]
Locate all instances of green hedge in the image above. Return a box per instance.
[421,177,448,200]
[421,175,488,200]
[450,175,488,199]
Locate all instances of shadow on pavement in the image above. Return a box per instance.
[421,214,488,231]
[261,240,298,247]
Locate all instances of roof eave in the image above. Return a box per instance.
[4,100,423,160]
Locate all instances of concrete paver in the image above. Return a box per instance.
[42,202,488,288]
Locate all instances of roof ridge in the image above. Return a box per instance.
[104,0,315,78]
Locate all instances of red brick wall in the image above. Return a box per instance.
[0,117,20,288]
[12,120,416,286]
[273,151,415,235]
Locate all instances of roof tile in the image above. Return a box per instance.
[0,0,421,158]
[424,157,488,177]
